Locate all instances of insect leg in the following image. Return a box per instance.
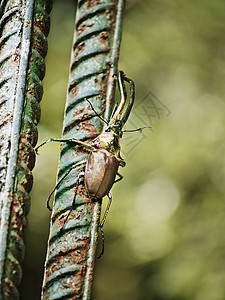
[109,71,127,124]
[114,172,123,183]
[98,173,122,236]
[47,160,86,211]
[97,226,105,259]
[35,137,94,153]
[59,171,84,235]
[97,170,124,257]
[119,73,135,127]
[118,158,126,167]
[100,192,112,228]
[97,192,112,258]
[123,125,152,133]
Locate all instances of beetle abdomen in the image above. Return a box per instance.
[85,149,120,198]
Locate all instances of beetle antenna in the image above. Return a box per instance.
[85,98,109,126]
[123,125,152,133]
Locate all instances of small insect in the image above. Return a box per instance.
[36,71,150,257]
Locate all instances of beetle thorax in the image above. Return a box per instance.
[91,131,120,155]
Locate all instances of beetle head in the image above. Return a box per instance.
[91,130,120,155]
[105,120,123,137]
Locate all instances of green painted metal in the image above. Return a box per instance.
[41,0,125,299]
[0,0,52,298]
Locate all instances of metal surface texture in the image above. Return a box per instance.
[0,0,52,298]
[41,0,125,299]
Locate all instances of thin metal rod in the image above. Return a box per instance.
[41,1,126,299]
[105,0,126,124]
[0,0,52,298]
[0,0,35,292]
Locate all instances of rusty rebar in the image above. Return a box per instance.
[41,0,125,299]
[0,0,52,298]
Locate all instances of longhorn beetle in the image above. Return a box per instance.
[36,71,150,257]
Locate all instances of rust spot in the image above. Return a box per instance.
[0,112,13,129]
[46,245,89,274]
[86,0,101,9]
[73,107,85,117]
[82,235,89,241]
[101,73,108,91]
[77,181,85,193]
[13,48,20,64]
[81,113,91,121]
[70,85,79,98]
[106,3,117,25]
[94,77,99,85]
[77,22,94,36]
[58,214,68,228]
[74,42,85,58]
[71,109,94,124]
[20,128,38,148]
[81,121,99,135]
[34,16,51,36]
[33,26,48,58]
[11,193,30,236]
[106,61,113,71]
[16,166,33,194]
[66,249,86,265]
[99,31,109,47]
[26,20,32,27]
[19,135,36,170]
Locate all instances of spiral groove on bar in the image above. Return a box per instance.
[41,0,125,299]
[0,0,52,298]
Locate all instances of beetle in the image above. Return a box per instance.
[36,71,148,256]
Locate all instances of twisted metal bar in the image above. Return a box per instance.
[0,0,52,298]
[41,0,125,299]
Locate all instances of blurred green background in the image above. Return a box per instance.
[19,0,225,299]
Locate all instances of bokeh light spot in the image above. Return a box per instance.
[136,175,180,224]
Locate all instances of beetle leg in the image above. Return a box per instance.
[96,170,122,257]
[47,160,86,211]
[59,171,85,235]
[114,172,123,183]
[68,139,95,150]
[118,158,126,167]
[35,137,94,154]
[100,192,112,228]
[97,226,105,259]
[109,71,127,125]
[119,73,135,128]
[97,192,112,258]
[123,125,152,133]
